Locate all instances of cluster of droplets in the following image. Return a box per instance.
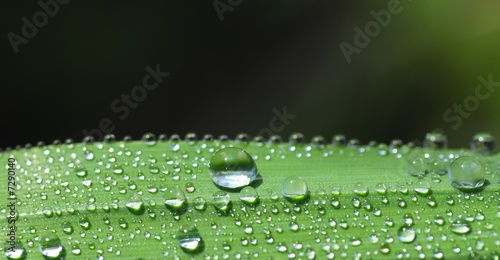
[1,131,498,259]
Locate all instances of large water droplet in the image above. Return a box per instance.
[209,147,258,189]
[470,132,495,155]
[281,176,308,202]
[413,180,431,195]
[39,234,64,259]
[177,226,204,254]
[448,156,485,190]
[239,186,259,205]
[397,225,416,243]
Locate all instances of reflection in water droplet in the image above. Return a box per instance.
[193,197,206,211]
[448,156,485,190]
[281,176,308,202]
[209,147,258,189]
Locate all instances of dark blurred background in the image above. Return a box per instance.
[2,1,500,148]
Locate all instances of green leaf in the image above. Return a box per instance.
[1,138,499,259]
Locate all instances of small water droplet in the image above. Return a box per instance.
[141,133,157,146]
[332,134,346,146]
[239,186,259,205]
[450,220,471,234]
[397,225,416,243]
[424,131,447,149]
[352,182,368,196]
[177,226,204,254]
[125,195,145,215]
[39,234,64,259]
[209,147,258,189]
[374,183,387,195]
[211,191,231,211]
[4,242,27,260]
[448,156,485,190]
[184,182,195,193]
[413,180,431,195]
[193,197,206,211]
[164,186,187,211]
[281,176,308,202]
[470,132,495,155]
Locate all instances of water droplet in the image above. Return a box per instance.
[281,176,308,202]
[4,242,27,260]
[352,182,368,196]
[141,132,157,146]
[184,182,195,193]
[374,183,387,195]
[112,165,124,175]
[177,226,204,254]
[74,164,87,177]
[448,156,485,190]
[39,234,64,259]
[211,191,231,211]
[209,147,258,189]
[450,220,471,234]
[423,131,447,149]
[413,180,431,195]
[125,195,145,215]
[164,186,187,211]
[62,222,73,235]
[332,134,346,146]
[79,216,91,230]
[470,132,495,155]
[397,225,416,243]
[239,186,259,205]
[193,197,206,211]
[289,133,305,144]
[406,158,426,177]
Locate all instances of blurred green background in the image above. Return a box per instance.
[1,0,500,148]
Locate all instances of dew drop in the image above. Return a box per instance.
[397,225,416,243]
[413,180,431,195]
[281,176,308,202]
[193,197,206,211]
[211,191,231,211]
[141,133,157,146]
[374,183,387,195]
[4,242,27,260]
[39,234,64,259]
[450,220,471,234]
[209,147,258,189]
[423,131,447,149]
[163,186,187,211]
[448,156,485,190]
[177,226,204,254]
[125,195,145,215]
[470,132,495,155]
[352,182,368,196]
[74,164,87,177]
[239,186,259,205]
